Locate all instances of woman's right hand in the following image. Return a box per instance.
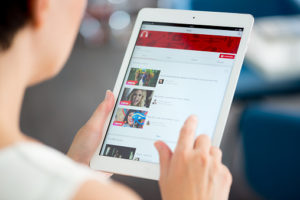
[155,115,232,200]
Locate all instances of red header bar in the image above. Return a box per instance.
[136,30,241,54]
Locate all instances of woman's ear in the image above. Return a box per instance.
[29,0,50,28]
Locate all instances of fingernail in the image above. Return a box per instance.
[188,115,198,122]
[190,114,197,120]
[154,142,161,151]
[105,90,110,101]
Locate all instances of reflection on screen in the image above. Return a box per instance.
[100,22,243,163]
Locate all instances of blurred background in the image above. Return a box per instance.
[21,0,300,199]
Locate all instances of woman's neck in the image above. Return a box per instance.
[0,30,34,148]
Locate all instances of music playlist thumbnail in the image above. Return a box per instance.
[113,108,148,129]
[120,88,153,108]
[103,144,136,160]
[126,68,160,87]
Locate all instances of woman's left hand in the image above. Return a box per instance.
[67,90,115,169]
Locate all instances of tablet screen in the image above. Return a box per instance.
[100,22,243,163]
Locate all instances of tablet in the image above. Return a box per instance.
[90,8,253,180]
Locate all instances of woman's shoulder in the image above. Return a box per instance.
[0,142,95,177]
[0,142,109,200]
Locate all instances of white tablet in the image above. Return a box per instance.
[90,8,253,180]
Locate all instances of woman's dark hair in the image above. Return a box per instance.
[0,1,31,50]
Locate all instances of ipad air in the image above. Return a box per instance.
[90,8,254,180]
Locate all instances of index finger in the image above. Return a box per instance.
[175,115,198,152]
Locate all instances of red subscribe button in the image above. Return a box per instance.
[219,54,235,59]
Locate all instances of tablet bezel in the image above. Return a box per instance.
[90,8,254,180]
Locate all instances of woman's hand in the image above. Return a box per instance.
[155,115,232,200]
[67,90,115,167]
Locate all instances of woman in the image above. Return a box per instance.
[123,110,135,127]
[0,1,232,200]
[128,89,146,107]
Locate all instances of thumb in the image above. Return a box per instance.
[155,141,172,179]
[86,90,115,131]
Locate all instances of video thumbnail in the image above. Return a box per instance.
[103,144,136,160]
[126,68,160,87]
[113,108,148,128]
[120,88,153,108]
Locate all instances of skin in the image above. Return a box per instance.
[131,90,143,106]
[127,112,135,126]
[135,70,140,82]
[0,0,232,199]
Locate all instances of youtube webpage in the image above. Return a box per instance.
[100,22,243,163]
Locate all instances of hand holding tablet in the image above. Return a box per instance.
[90,8,253,179]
